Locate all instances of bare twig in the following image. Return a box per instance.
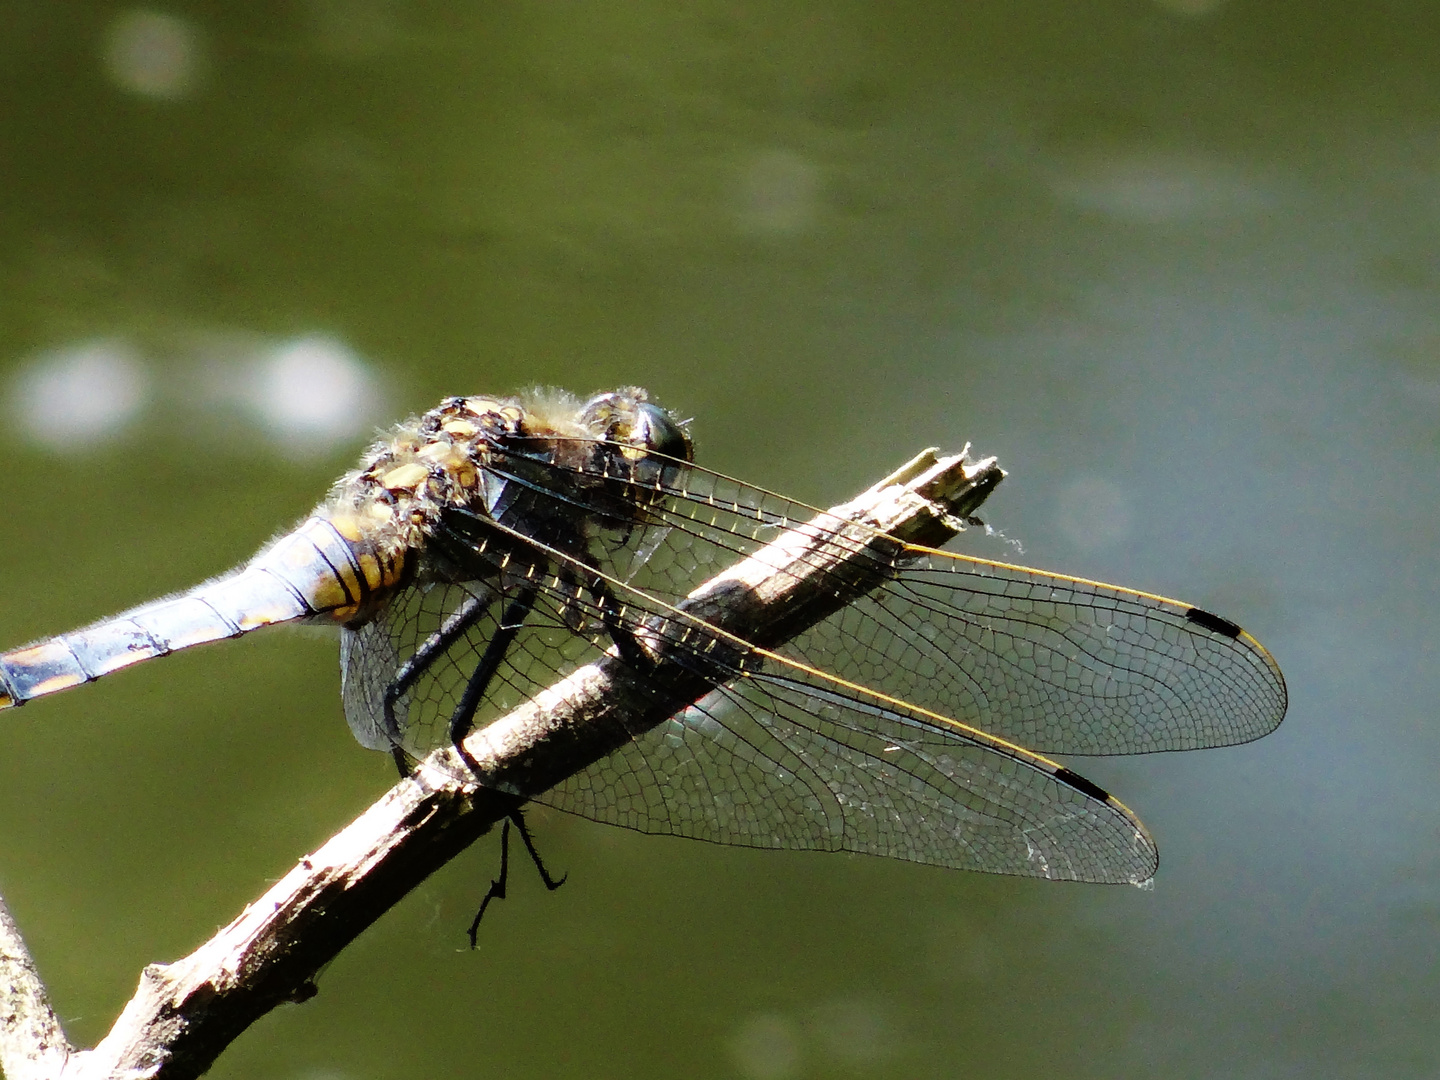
[0,895,71,1080]
[0,448,1001,1080]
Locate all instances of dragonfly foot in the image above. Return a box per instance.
[466,809,567,948]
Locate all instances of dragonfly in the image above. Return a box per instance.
[0,386,1287,891]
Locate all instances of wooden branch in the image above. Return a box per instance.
[0,447,1002,1080]
[0,895,71,1080]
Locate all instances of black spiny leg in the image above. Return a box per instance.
[576,560,651,672]
[448,585,538,774]
[510,807,568,892]
[381,592,491,778]
[467,806,568,948]
[468,817,511,948]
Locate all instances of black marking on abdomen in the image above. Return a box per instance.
[257,567,312,613]
[1185,607,1243,639]
[1054,767,1110,803]
[311,543,359,609]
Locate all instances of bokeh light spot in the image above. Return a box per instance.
[1052,151,1269,224]
[736,150,820,236]
[728,1013,802,1080]
[9,339,150,450]
[102,9,203,100]
[243,335,382,454]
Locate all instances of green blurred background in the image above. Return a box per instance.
[2,1,1438,1077]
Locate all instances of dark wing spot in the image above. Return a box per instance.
[1054,767,1110,803]
[1185,607,1243,639]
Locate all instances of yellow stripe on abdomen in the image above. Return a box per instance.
[251,515,405,623]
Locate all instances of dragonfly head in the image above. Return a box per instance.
[580,387,694,468]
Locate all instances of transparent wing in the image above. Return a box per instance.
[487,447,1287,756]
[484,444,808,608]
[341,618,404,751]
[539,663,1157,883]
[421,510,1158,882]
[777,550,1288,756]
[339,578,609,760]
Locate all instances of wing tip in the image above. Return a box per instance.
[1184,606,1243,639]
[1051,766,1161,885]
[1184,607,1290,743]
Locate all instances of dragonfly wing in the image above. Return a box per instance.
[440,449,1273,874]
[780,550,1287,756]
[340,581,499,756]
[340,578,613,760]
[481,450,805,607]
[544,455,1286,757]
[340,620,404,751]
[538,662,1158,884]
[611,464,1287,756]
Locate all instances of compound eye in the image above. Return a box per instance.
[635,402,693,463]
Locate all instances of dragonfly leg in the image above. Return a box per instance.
[576,562,650,671]
[389,746,411,777]
[448,585,539,759]
[381,592,491,776]
[509,806,568,891]
[467,816,510,948]
[465,806,567,948]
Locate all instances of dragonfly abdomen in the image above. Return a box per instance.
[0,516,406,709]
